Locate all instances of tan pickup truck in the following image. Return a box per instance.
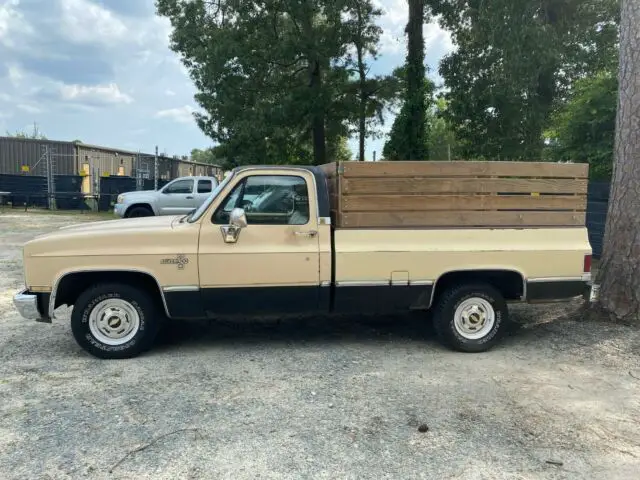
[13,161,593,359]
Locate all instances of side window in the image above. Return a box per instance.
[213,175,310,225]
[212,181,244,224]
[198,180,213,194]
[164,179,194,194]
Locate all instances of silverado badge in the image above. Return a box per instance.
[161,254,189,270]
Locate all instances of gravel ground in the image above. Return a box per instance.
[1,211,639,480]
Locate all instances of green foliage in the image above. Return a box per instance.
[383,67,435,160]
[544,72,617,180]
[427,97,460,160]
[157,0,386,166]
[430,0,619,160]
[384,92,460,160]
[6,123,47,140]
[190,148,220,165]
[342,0,398,161]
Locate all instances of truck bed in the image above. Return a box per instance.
[320,161,589,229]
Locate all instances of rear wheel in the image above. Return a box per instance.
[71,283,161,359]
[432,283,508,353]
[126,206,153,218]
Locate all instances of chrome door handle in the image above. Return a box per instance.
[294,230,318,238]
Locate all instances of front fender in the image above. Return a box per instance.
[122,196,159,215]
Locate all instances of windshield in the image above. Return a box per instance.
[187,172,234,223]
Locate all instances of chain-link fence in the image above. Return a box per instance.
[0,137,222,212]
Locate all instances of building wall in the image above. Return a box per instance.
[1,137,223,193]
[0,137,76,176]
[75,144,137,178]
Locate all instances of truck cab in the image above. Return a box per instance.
[14,163,593,359]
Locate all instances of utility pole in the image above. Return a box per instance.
[154,146,159,190]
[373,151,377,162]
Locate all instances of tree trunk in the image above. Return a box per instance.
[596,0,640,322]
[309,59,327,165]
[356,7,367,162]
[406,0,426,160]
[357,46,367,162]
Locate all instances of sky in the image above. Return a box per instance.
[0,0,454,160]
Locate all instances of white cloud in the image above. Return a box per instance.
[164,89,176,96]
[59,0,127,45]
[8,64,24,86]
[155,105,196,124]
[375,1,454,62]
[0,0,30,47]
[59,82,133,104]
[17,103,42,114]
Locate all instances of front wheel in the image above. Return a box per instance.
[127,206,153,218]
[432,283,508,353]
[71,283,161,359]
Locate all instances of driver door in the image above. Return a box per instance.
[197,171,321,316]
[157,178,196,215]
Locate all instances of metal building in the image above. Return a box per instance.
[0,136,76,176]
[1,136,223,194]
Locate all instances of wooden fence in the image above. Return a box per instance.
[321,161,589,228]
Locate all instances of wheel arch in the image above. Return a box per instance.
[50,269,170,319]
[125,203,155,217]
[428,268,526,308]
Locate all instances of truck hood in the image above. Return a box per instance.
[24,215,191,258]
[56,215,178,234]
[121,190,156,198]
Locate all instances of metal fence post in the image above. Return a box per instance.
[154,146,158,190]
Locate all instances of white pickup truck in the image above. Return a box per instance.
[113,176,219,218]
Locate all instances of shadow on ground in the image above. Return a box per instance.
[152,304,631,355]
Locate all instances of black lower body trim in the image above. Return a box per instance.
[203,286,321,317]
[526,280,590,302]
[164,284,431,318]
[164,290,206,319]
[333,285,430,314]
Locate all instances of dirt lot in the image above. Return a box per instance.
[1,211,639,479]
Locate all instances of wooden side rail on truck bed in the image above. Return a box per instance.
[319,161,589,228]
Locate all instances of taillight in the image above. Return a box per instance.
[584,254,592,273]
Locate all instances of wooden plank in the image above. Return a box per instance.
[339,211,587,228]
[341,177,588,195]
[341,194,587,212]
[341,161,589,179]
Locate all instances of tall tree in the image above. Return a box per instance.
[343,0,386,161]
[431,0,619,160]
[596,0,640,323]
[405,0,428,160]
[545,72,617,180]
[382,66,434,160]
[382,0,431,162]
[427,97,459,160]
[157,0,352,166]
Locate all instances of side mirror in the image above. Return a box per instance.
[229,208,248,228]
[221,208,247,244]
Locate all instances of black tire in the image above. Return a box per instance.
[126,206,153,218]
[71,283,161,359]
[432,283,508,353]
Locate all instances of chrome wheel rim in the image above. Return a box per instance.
[89,299,140,346]
[453,297,495,340]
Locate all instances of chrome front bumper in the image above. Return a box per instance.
[13,289,45,321]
